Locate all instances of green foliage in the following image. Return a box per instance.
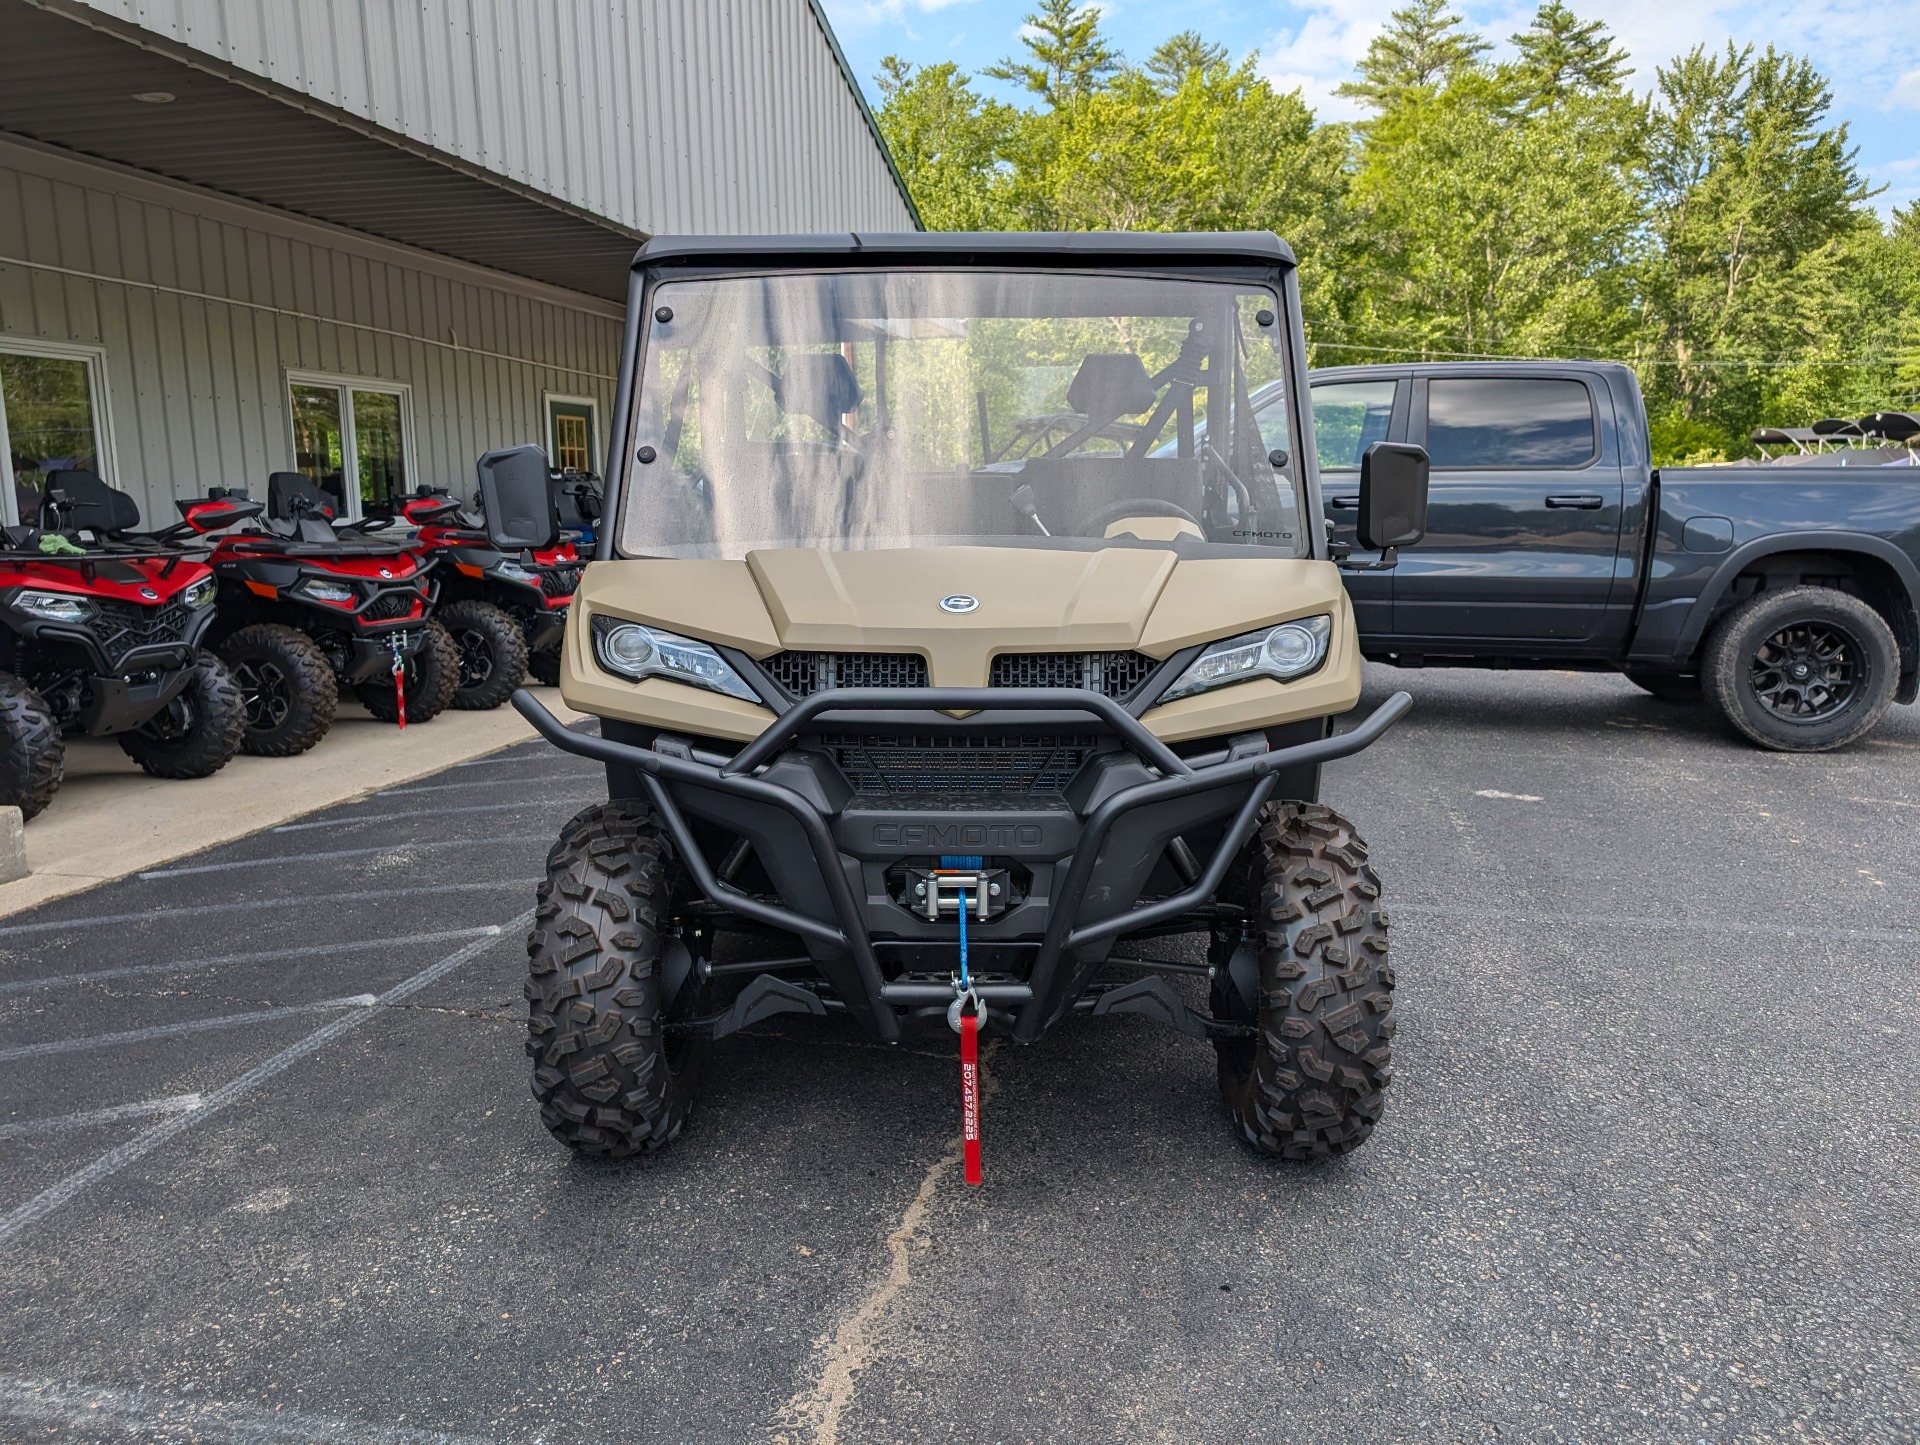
[870,3,1911,441]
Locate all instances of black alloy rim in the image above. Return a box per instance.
[1749,620,1862,721]
[455,629,494,689]
[234,658,291,730]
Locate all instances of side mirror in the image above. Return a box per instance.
[476,445,559,551]
[1357,441,1429,551]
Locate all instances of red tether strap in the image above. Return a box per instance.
[959,1010,982,1186]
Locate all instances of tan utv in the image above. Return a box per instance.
[488,233,1431,1162]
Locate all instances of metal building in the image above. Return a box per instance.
[0,0,918,528]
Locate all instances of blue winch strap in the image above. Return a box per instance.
[957,889,970,991]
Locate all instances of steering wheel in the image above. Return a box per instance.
[1070,497,1203,538]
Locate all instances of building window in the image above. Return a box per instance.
[546,395,598,475]
[1,341,114,528]
[287,373,414,518]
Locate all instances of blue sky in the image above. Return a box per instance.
[819,0,1920,215]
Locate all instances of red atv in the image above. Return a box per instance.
[398,473,584,704]
[0,471,244,820]
[182,473,457,755]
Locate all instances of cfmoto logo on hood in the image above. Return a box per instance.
[138,586,159,600]
[938,594,979,614]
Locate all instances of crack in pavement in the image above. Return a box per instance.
[774,1040,1002,1445]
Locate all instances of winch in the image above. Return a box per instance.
[899,856,1012,921]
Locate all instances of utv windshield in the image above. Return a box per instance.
[618,269,1304,559]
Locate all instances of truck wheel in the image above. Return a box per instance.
[118,650,246,779]
[1210,802,1393,1161]
[525,800,709,1156]
[526,648,561,686]
[354,622,459,724]
[439,599,528,711]
[0,672,65,820]
[220,623,337,756]
[1702,586,1898,752]
[1624,668,1700,703]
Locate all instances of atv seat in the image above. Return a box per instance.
[43,468,142,534]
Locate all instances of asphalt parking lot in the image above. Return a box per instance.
[2,665,1917,1445]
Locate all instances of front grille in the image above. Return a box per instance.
[363,590,419,621]
[539,564,585,599]
[989,651,1160,699]
[827,732,1097,796]
[763,651,929,698]
[92,600,189,666]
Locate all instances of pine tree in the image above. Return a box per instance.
[1511,1,1630,102]
[985,0,1121,110]
[1145,31,1229,93]
[1334,0,1490,112]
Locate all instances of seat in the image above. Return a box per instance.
[43,469,142,534]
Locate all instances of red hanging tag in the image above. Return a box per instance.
[393,656,407,730]
[959,1009,982,1186]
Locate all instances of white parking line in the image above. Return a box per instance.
[0,1093,204,1140]
[0,995,378,1063]
[0,920,529,1244]
[138,836,550,879]
[273,800,586,832]
[0,880,538,938]
[0,926,504,996]
[0,1374,499,1445]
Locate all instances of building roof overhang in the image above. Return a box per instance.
[0,0,641,301]
[634,231,1298,273]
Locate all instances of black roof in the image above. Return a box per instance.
[635,231,1296,272]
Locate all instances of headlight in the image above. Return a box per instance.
[592,617,758,702]
[13,590,97,623]
[491,561,540,585]
[298,578,358,606]
[181,577,217,609]
[1159,615,1332,702]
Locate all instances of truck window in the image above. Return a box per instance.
[1310,380,1395,470]
[1426,378,1595,468]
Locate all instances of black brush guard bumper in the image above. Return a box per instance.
[512,686,1412,1045]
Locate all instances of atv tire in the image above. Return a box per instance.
[221,623,337,756]
[526,647,561,686]
[118,650,246,779]
[0,672,64,820]
[526,800,709,1157]
[440,599,528,711]
[1624,667,1700,703]
[1210,802,1393,1161]
[354,621,459,724]
[1702,585,1898,752]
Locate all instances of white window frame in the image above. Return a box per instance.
[543,391,600,475]
[0,336,120,528]
[284,369,417,521]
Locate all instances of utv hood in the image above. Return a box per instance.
[578,545,1347,687]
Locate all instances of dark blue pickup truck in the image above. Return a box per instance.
[1304,361,1920,751]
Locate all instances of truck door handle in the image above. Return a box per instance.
[1545,494,1604,510]
[1329,495,1360,510]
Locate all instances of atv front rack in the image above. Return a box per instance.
[512,685,1412,1045]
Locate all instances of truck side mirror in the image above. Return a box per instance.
[477,445,559,551]
[1357,442,1429,551]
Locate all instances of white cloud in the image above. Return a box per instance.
[1890,68,1920,111]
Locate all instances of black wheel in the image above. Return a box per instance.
[438,599,528,711]
[354,622,459,724]
[526,800,710,1156]
[118,650,246,780]
[1210,802,1393,1161]
[526,648,561,686]
[1703,586,1899,752]
[220,623,337,757]
[0,671,64,820]
[1624,667,1701,703]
